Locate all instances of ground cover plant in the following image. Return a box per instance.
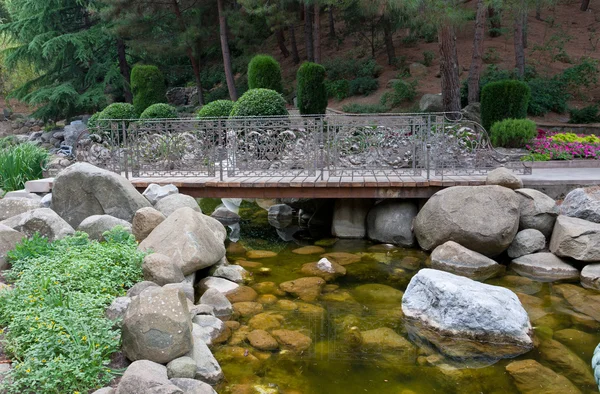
[524,130,600,160]
[0,228,144,393]
[0,140,49,192]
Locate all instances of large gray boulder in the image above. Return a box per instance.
[366,200,417,246]
[507,229,546,259]
[0,224,25,270]
[142,253,185,286]
[430,241,504,281]
[51,163,151,228]
[63,120,88,148]
[402,269,533,360]
[550,215,600,262]
[268,204,293,229]
[331,199,373,238]
[199,288,233,319]
[515,188,558,238]
[185,325,224,384]
[0,208,74,241]
[419,93,443,112]
[115,360,183,394]
[581,264,600,290]
[210,207,240,226]
[510,252,579,282]
[190,317,225,345]
[170,378,216,394]
[414,186,520,256]
[143,183,179,205]
[139,207,226,275]
[0,197,40,221]
[155,194,201,217]
[560,187,600,223]
[121,286,193,364]
[132,207,165,242]
[485,168,523,190]
[77,214,132,241]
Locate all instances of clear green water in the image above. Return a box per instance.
[204,200,600,394]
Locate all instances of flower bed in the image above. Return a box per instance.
[523,130,600,161]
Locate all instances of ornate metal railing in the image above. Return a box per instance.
[76,113,531,180]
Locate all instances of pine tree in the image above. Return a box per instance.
[0,0,124,120]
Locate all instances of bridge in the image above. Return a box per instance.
[31,113,598,198]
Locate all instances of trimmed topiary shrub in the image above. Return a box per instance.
[139,103,178,119]
[247,55,283,93]
[297,62,327,115]
[96,103,137,142]
[197,100,235,118]
[229,88,288,117]
[130,65,167,115]
[481,80,531,131]
[86,112,100,129]
[490,118,537,148]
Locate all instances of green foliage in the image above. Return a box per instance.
[296,62,327,115]
[197,100,235,118]
[559,57,600,98]
[230,88,288,117]
[521,152,551,162]
[0,0,126,120]
[349,77,379,96]
[342,103,388,114]
[526,78,569,116]
[490,119,537,148]
[481,80,531,131]
[0,230,144,393]
[86,112,100,130]
[323,58,382,81]
[96,103,137,143]
[139,103,178,119]
[423,51,435,67]
[0,143,49,192]
[130,65,167,115]
[381,79,418,108]
[247,55,283,93]
[551,132,600,143]
[568,105,600,124]
[325,80,350,101]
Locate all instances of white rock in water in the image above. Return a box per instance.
[316,258,335,273]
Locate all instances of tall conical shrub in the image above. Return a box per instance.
[248,55,283,93]
[297,62,327,115]
[130,65,167,115]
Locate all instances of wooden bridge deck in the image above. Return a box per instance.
[26,168,600,199]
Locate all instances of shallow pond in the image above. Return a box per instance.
[204,200,600,394]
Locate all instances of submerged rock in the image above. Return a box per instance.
[300,258,346,281]
[247,329,279,351]
[430,241,504,281]
[402,269,533,360]
[320,252,361,266]
[554,284,600,322]
[538,338,596,389]
[550,215,600,262]
[271,329,312,352]
[360,327,416,358]
[505,359,581,394]
[414,186,520,256]
[279,277,325,301]
[510,253,579,282]
[292,245,325,255]
[353,283,403,304]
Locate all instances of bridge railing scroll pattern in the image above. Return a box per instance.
[79,113,531,179]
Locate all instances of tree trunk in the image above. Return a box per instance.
[217,0,238,100]
[328,6,336,39]
[371,22,376,58]
[383,18,395,66]
[313,4,321,63]
[581,0,591,11]
[289,23,300,64]
[522,10,528,49]
[194,40,205,106]
[535,0,542,20]
[276,28,290,58]
[304,3,314,61]
[438,24,461,115]
[514,6,525,78]
[468,0,486,104]
[116,38,133,104]
[488,6,502,37]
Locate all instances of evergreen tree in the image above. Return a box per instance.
[0,0,124,120]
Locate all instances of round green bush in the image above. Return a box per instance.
[481,80,531,131]
[139,103,178,119]
[248,55,283,93]
[197,100,235,118]
[490,118,537,148]
[96,103,137,142]
[86,112,100,129]
[130,65,167,115]
[229,88,288,117]
[297,62,327,115]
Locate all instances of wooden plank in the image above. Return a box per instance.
[364,176,378,188]
[325,176,341,187]
[290,176,307,187]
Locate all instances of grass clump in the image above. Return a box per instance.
[0,228,144,393]
[0,142,49,192]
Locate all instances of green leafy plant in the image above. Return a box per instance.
[139,103,178,119]
[0,143,49,192]
[526,78,569,116]
[86,112,100,130]
[483,47,501,64]
[130,65,167,115]
[521,152,551,161]
[322,58,382,81]
[490,118,537,148]
[349,77,379,96]
[197,100,235,118]
[296,62,327,115]
[481,80,531,131]
[229,88,288,117]
[96,103,137,143]
[568,105,600,124]
[0,229,144,393]
[325,80,350,101]
[423,51,435,67]
[380,79,418,108]
[342,103,388,113]
[247,55,283,93]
